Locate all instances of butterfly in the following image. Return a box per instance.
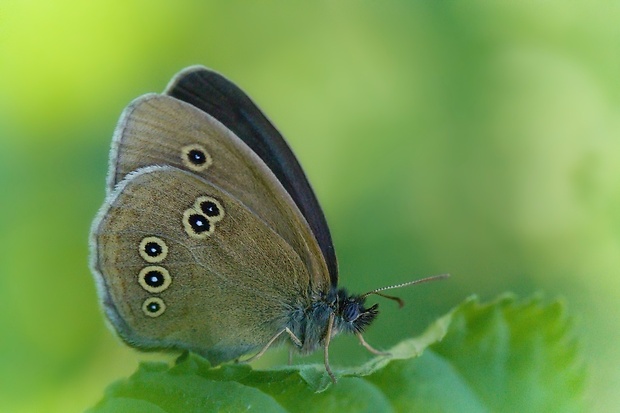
[90,66,447,382]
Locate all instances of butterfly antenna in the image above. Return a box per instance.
[360,274,450,308]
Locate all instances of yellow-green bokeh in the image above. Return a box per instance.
[1,1,618,412]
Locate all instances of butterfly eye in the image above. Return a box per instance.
[181,143,213,172]
[182,209,214,238]
[142,297,166,317]
[138,266,172,293]
[342,301,361,322]
[139,236,168,263]
[194,196,225,222]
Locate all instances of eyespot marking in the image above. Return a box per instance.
[142,297,166,317]
[194,196,224,222]
[182,209,214,238]
[181,143,212,172]
[138,266,172,293]
[139,236,168,263]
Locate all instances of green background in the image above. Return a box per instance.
[0,1,617,412]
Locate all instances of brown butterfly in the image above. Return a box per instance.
[90,66,447,382]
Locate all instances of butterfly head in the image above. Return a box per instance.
[333,289,379,334]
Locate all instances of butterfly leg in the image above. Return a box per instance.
[284,327,303,347]
[243,327,302,364]
[323,312,337,383]
[355,332,391,356]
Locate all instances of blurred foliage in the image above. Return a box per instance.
[87,295,584,413]
[0,1,618,412]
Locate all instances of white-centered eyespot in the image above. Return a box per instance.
[181,143,212,172]
[182,208,215,239]
[139,236,168,263]
[138,266,172,293]
[142,297,166,317]
[194,196,225,222]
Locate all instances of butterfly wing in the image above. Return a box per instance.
[164,66,338,285]
[106,94,329,289]
[91,166,314,364]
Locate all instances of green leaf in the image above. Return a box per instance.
[87,295,585,413]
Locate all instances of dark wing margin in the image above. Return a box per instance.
[164,66,338,285]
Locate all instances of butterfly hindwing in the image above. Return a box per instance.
[91,166,318,364]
